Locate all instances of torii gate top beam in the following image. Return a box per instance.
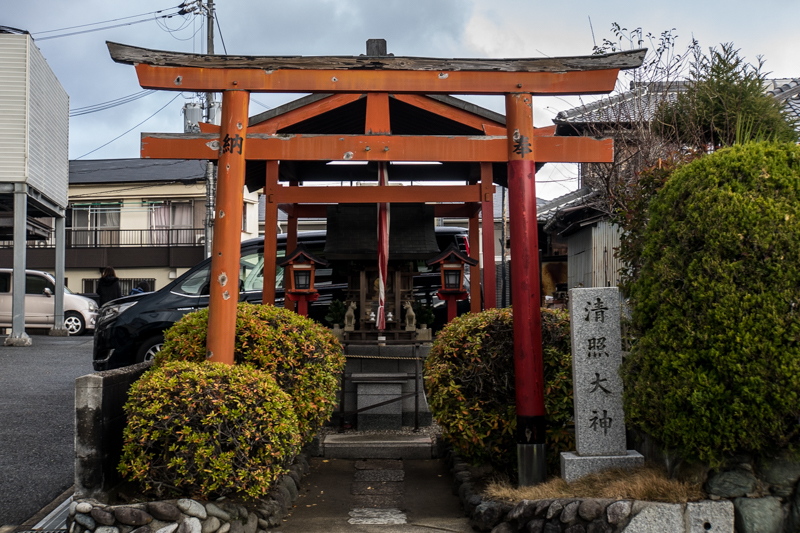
[107,42,645,95]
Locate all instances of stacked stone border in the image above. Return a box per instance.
[447,452,735,533]
[67,454,309,533]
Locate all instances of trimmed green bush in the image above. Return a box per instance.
[155,303,345,442]
[624,142,800,466]
[425,307,574,475]
[118,361,301,498]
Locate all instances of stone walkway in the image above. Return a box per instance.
[277,457,472,533]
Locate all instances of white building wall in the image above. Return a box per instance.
[567,228,593,289]
[590,220,623,288]
[27,40,68,207]
[0,34,29,184]
[56,267,191,294]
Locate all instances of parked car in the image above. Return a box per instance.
[92,227,471,371]
[0,268,99,335]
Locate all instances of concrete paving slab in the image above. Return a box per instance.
[277,457,471,533]
[351,495,403,509]
[353,470,404,482]
[324,434,433,459]
[350,482,403,495]
[355,460,403,470]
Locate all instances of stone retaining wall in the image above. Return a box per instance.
[75,361,154,500]
[447,452,735,533]
[67,454,309,533]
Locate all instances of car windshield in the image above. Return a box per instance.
[176,265,211,296]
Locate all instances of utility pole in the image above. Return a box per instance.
[203,0,216,258]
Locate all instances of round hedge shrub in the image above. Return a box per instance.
[118,361,301,498]
[624,142,800,467]
[155,303,345,442]
[425,307,573,475]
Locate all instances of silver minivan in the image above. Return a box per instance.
[0,269,99,335]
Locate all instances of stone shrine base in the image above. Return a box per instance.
[560,450,645,483]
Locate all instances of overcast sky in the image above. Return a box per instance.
[5,0,799,199]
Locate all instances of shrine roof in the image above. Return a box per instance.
[108,42,646,73]
[249,93,505,129]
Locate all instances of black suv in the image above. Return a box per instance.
[92,227,470,371]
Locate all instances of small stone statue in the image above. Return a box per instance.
[344,301,357,331]
[404,301,416,331]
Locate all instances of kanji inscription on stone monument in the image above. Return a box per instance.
[561,287,643,482]
[570,287,626,455]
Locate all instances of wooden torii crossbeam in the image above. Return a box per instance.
[108,41,644,485]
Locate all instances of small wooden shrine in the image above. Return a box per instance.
[108,37,642,483]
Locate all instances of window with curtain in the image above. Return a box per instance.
[71,203,121,246]
[149,201,193,245]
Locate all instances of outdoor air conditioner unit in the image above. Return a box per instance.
[196,234,206,245]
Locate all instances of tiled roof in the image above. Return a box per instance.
[765,79,800,125]
[537,187,598,223]
[69,159,209,184]
[555,79,800,131]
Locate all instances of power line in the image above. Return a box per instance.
[75,93,182,160]
[31,5,183,35]
[70,90,157,117]
[214,11,228,54]
[250,97,271,110]
[35,13,184,41]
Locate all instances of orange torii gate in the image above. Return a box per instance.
[108,41,644,484]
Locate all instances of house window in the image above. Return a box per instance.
[149,201,194,245]
[242,202,248,232]
[71,203,121,246]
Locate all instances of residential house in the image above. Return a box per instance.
[543,78,800,291]
[1,158,260,295]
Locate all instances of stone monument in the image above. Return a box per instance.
[561,287,643,482]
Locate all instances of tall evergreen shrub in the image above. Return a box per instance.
[623,142,800,466]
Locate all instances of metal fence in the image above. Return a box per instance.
[82,277,157,296]
[0,228,205,248]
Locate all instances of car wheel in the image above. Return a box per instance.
[64,312,86,336]
[136,335,165,363]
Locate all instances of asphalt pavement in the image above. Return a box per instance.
[0,334,94,526]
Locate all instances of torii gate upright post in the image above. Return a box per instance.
[506,93,546,485]
[207,90,249,364]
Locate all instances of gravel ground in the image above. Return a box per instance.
[0,334,94,526]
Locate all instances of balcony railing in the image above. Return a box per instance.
[0,228,206,248]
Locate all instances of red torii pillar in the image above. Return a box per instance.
[506,93,546,484]
[207,90,249,364]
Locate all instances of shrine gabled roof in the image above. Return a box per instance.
[249,93,506,129]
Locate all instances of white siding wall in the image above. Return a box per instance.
[27,41,68,207]
[0,34,29,183]
[567,228,592,289]
[567,221,623,289]
[591,220,623,288]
